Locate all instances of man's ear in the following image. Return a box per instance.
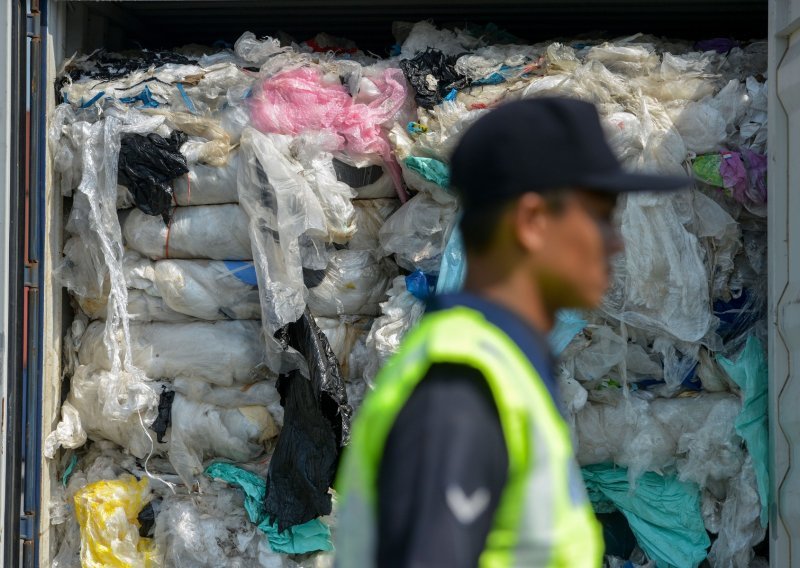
[513,192,550,254]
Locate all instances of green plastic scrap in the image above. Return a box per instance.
[205,462,333,555]
[582,464,710,568]
[260,518,332,555]
[62,453,79,488]
[404,156,450,188]
[717,335,769,527]
[692,154,724,187]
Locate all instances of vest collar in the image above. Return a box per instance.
[427,292,563,414]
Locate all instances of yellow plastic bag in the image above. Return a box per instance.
[74,475,161,567]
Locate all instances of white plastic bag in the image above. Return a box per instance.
[78,320,266,386]
[170,152,240,206]
[315,317,373,381]
[76,251,261,321]
[122,205,252,260]
[348,199,399,251]
[307,250,397,317]
[379,191,457,273]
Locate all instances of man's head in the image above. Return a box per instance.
[450,97,686,314]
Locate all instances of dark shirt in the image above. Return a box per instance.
[376,293,559,568]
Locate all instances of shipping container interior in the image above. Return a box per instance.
[38,0,770,566]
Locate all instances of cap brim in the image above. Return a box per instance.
[578,170,689,194]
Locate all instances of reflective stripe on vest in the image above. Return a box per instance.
[335,306,604,568]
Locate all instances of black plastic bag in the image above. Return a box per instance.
[117,130,189,223]
[332,158,385,188]
[66,49,193,82]
[151,387,175,444]
[137,499,160,538]
[399,48,470,109]
[264,309,352,531]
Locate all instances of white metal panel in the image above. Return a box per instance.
[39,2,68,565]
[0,0,13,558]
[770,0,800,565]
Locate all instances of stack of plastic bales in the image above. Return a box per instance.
[383,23,769,568]
[45,33,410,567]
[44,22,769,567]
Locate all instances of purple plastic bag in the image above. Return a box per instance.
[742,148,768,205]
[719,151,748,204]
[694,38,740,53]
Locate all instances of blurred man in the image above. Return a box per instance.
[336,98,686,567]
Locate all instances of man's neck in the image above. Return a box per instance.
[463,268,555,334]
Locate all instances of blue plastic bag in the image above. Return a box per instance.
[549,310,587,355]
[435,222,467,295]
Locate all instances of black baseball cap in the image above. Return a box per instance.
[449,97,688,210]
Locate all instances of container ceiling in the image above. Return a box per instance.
[65,0,767,54]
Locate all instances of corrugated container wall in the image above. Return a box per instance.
[769,0,800,563]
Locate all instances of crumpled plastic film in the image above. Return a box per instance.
[44,402,86,460]
[117,130,189,223]
[315,316,373,381]
[74,475,160,567]
[58,106,166,432]
[379,191,458,273]
[364,276,426,384]
[708,456,766,568]
[348,199,399,251]
[237,128,328,373]
[603,191,712,344]
[435,220,467,295]
[575,392,744,488]
[169,393,278,484]
[332,155,396,199]
[47,365,161,459]
[153,487,270,567]
[170,378,283,422]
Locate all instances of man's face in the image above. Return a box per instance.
[535,190,623,310]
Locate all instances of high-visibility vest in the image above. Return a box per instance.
[335,306,604,568]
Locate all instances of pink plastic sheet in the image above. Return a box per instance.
[250,67,410,201]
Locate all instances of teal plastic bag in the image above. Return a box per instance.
[436,221,467,294]
[404,156,450,187]
[717,335,769,527]
[549,310,587,355]
[582,464,709,568]
[205,462,333,554]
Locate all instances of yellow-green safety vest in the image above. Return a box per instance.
[335,306,604,568]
